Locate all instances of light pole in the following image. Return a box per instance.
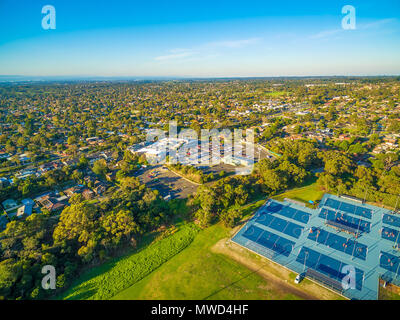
[395,257,400,281]
[363,187,368,204]
[395,230,400,250]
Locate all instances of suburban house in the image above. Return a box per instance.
[16,200,34,217]
[35,192,67,213]
[64,185,95,200]
[1,199,19,213]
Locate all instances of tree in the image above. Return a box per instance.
[78,156,89,168]
[92,159,108,177]
[348,143,366,155]
[388,120,400,133]
[354,166,374,184]
[378,174,400,195]
[69,193,84,205]
[368,134,381,148]
[71,168,82,180]
[0,259,21,298]
[372,153,399,171]
[194,209,213,228]
[317,173,336,191]
[220,206,242,228]
[323,152,354,176]
[100,210,139,250]
[278,161,307,185]
[261,169,286,192]
[119,176,141,192]
[53,203,99,262]
[193,186,217,227]
[67,136,78,145]
[234,185,249,206]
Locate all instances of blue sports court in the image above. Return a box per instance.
[232,193,400,300]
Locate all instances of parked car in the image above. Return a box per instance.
[295,273,305,284]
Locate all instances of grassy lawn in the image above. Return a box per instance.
[266,91,287,97]
[272,182,324,207]
[57,222,199,300]
[241,199,267,219]
[112,223,304,300]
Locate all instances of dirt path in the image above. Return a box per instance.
[211,236,344,300]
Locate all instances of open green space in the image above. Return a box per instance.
[57,222,199,300]
[266,91,288,97]
[110,199,312,300]
[112,223,303,300]
[272,182,324,206]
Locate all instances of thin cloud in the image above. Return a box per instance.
[206,37,262,48]
[310,29,343,39]
[361,18,397,30]
[309,18,397,40]
[154,37,262,61]
[155,49,196,61]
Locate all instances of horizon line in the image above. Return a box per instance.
[1,74,400,81]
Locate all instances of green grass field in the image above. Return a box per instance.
[57,223,199,300]
[111,223,303,300]
[110,198,308,300]
[272,183,324,206]
[265,91,287,97]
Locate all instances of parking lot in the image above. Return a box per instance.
[196,163,237,176]
[135,165,199,199]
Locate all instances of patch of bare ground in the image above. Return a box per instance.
[379,279,400,300]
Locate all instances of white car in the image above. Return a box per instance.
[294,273,304,284]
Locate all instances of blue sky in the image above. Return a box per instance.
[0,0,399,77]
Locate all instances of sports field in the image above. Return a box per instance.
[112,224,295,300]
